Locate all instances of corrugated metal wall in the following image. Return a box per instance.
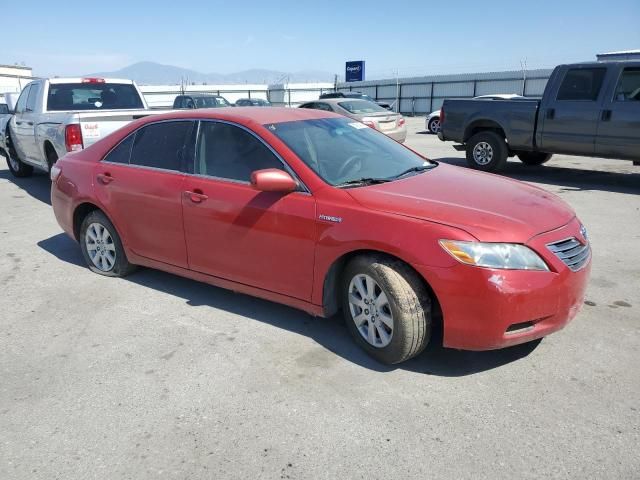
[337,69,553,114]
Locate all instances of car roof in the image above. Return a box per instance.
[138,107,338,126]
[47,77,135,85]
[178,93,226,98]
[309,98,371,105]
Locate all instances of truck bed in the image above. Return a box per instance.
[440,98,540,151]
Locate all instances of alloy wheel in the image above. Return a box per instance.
[85,222,117,272]
[348,274,394,348]
[473,141,494,165]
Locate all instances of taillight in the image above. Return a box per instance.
[65,124,83,152]
[81,77,105,83]
[398,116,405,126]
[50,163,62,182]
[363,120,376,129]
[440,107,445,126]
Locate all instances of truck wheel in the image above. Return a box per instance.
[341,254,431,365]
[428,117,441,134]
[45,145,59,173]
[79,210,136,277]
[518,152,553,166]
[4,129,33,178]
[466,131,508,172]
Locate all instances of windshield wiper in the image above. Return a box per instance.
[388,163,438,180]
[334,177,391,188]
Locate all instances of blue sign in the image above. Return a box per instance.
[345,61,365,82]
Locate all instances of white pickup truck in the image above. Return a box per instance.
[2,77,170,177]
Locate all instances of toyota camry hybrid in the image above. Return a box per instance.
[51,107,591,364]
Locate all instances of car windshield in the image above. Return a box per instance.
[47,83,144,111]
[267,117,434,186]
[338,100,387,114]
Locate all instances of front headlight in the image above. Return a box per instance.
[439,240,549,271]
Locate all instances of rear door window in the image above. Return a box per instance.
[103,135,135,164]
[614,68,640,102]
[129,121,196,172]
[556,68,607,101]
[26,83,40,112]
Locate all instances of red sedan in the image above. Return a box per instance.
[51,108,591,364]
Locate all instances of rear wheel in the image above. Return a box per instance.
[4,129,33,178]
[45,144,59,173]
[518,152,553,165]
[341,255,431,364]
[79,210,136,277]
[466,131,508,172]
[428,117,441,134]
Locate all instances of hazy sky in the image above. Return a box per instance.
[6,0,640,78]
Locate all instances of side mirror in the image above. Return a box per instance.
[251,169,297,193]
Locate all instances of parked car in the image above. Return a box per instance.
[320,91,392,110]
[173,94,232,109]
[2,77,170,177]
[299,99,407,143]
[51,107,590,365]
[235,98,271,107]
[425,95,525,134]
[439,61,640,171]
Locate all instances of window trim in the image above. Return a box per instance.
[612,66,640,103]
[101,118,310,193]
[192,119,310,193]
[101,119,197,175]
[555,67,608,103]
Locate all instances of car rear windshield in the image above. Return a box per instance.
[46,83,144,111]
[267,117,432,186]
[338,100,387,114]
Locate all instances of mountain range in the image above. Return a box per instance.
[87,61,336,85]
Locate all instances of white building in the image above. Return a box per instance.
[0,64,33,101]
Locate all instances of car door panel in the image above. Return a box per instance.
[540,67,609,155]
[183,180,316,300]
[10,84,32,161]
[596,66,640,160]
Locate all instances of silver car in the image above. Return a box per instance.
[299,98,407,143]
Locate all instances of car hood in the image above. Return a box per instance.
[346,164,575,242]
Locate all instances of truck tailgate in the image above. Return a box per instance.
[77,110,173,147]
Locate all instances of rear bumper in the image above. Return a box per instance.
[51,178,77,240]
[384,128,407,143]
[415,219,591,350]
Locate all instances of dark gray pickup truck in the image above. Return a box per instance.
[438,61,640,172]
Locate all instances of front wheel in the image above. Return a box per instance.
[79,210,136,277]
[465,131,508,172]
[341,255,431,364]
[518,152,553,165]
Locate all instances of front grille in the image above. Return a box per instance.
[546,237,590,271]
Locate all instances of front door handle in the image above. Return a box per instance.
[26,121,34,126]
[546,108,555,120]
[601,109,612,121]
[15,121,22,125]
[96,173,114,184]
[184,190,208,203]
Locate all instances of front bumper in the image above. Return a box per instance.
[416,218,591,350]
[437,131,445,141]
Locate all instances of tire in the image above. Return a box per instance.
[465,131,508,172]
[341,254,431,364]
[45,145,59,173]
[4,128,33,178]
[428,117,441,134]
[79,210,136,277]
[518,152,553,166]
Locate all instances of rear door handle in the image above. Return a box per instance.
[184,190,208,203]
[26,121,33,126]
[96,173,114,184]
[15,121,22,125]
[546,108,555,120]
[601,109,612,121]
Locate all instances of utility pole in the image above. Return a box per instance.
[520,58,527,96]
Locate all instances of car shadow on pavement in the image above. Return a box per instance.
[38,233,541,377]
[436,157,640,196]
[0,168,52,205]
